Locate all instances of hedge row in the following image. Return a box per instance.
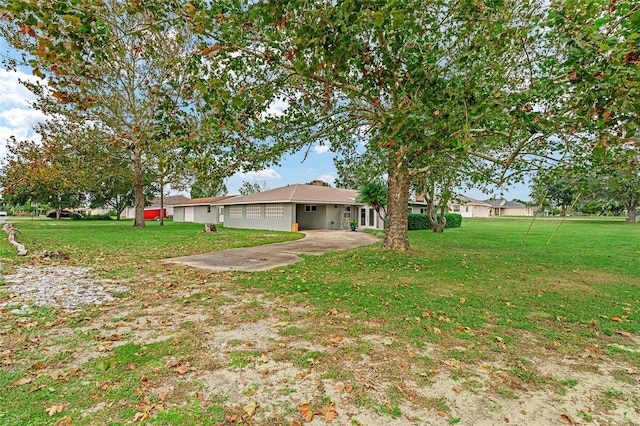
[72,213,113,221]
[407,213,462,230]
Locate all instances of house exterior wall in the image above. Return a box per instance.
[174,206,186,222]
[174,205,224,223]
[323,204,346,230]
[193,205,220,223]
[223,203,295,232]
[452,204,491,218]
[409,206,430,214]
[472,206,491,218]
[498,207,533,216]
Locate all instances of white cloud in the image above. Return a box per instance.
[0,69,48,161]
[263,98,289,118]
[317,174,336,186]
[0,107,46,128]
[0,69,41,108]
[241,169,282,180]
[313,144,330,154]
[0,125,42,160]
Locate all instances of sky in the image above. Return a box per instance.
[0,57,532,202]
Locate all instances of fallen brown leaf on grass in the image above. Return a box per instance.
[299,403,313,422]
[244,400,259,417]
[315,403,338,421]
[559,413,578,424]
[46,405,65,416]
[55,416,72,425]
[132,411,150,422]
[176,364,191,374]
[12,376,33,386]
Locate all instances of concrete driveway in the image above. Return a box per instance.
[163,230,380,272]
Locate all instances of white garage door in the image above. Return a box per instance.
[185,206,195,222]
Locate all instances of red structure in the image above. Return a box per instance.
[143,209,166,221]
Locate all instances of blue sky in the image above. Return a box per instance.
[0,46,531,201]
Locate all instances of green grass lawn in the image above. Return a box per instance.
[232,217,639,357]
[0,216,638,425]
[0,218,303,278]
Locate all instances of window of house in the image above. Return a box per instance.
[360,208,366,226]
[229,206,243,219]
[465,206,469,212]
[246,205,262,219]
[265,204,283,219]
[369,209,375,226]
[344,205,351,219]
[305,205,317,212]
[453,205,460,212]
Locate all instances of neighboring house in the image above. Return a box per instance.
[448,195,493,218]
[483,198,534,216]
[123,195,190,220]
[409,195,431,214]
[173,196,237,224]
[215,183,384,232]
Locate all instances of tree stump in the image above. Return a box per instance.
[203,224,218,233]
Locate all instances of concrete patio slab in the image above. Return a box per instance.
[162,230,380,272]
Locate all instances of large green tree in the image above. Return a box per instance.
[190,176,228,199]
[1,0,208,227]
[1,121,86,218]
[182,0,566,251]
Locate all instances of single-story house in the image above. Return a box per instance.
[123,195,190,220]
[172,196,237,224]
[448,195,493,218]
[483,198,534,216]
[214,183,384,232]
[409,196,431,214]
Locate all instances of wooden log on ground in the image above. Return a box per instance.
[3,223,27,256]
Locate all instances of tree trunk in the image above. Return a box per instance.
[382,159,411,252]
[159,176,165,227]
[204,223,217,233]
[424,183,446,233]
[133,149,146,228]
[429,204,446,233]
[626,202,637,223]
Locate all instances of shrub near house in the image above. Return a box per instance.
[408,213,462,230]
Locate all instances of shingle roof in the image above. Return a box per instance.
[502,200,526,208]
[173,195,237,206]
[482,198,525,208]
[149,195,190,206]
[216,184,359,205]
[452,195,492,206]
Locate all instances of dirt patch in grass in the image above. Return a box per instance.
[1,265,639,425]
